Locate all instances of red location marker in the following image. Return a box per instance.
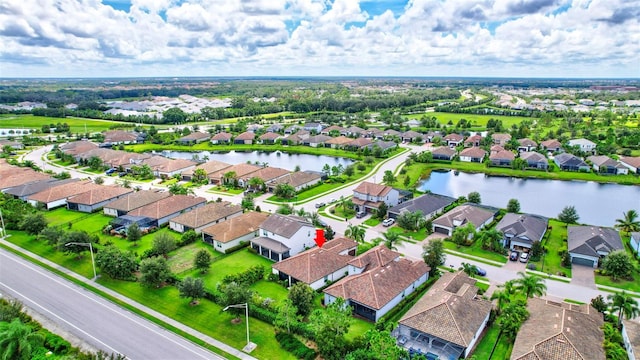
[315,228,325,248]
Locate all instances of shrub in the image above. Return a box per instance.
[275,332,316,360]
[222,265,265,286]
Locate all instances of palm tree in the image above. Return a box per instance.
[247,177,265,192]
[460,262,478,277]
[295,207,308,217]
[345,225,366,243]
[0,318,44,360]
[381,231,402,250]
[608,291,640,327]
[222,171,237,187]
[477,228,503,250]
[615,210,640,233]
[514,271,547,299]
[490,280,517,314]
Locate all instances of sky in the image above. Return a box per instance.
[1,0,639,78]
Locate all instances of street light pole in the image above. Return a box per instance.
[65,242,97,280]
[222,303,256,353]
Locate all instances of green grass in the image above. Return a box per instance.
[250,281,289,302]
[207,186,244,195]
[332,204,356,219]
[43,208,91,226]
[70,213,112,234]
[530,220,572,278]
[0,114,133,133]
[363,218,381,227]
[442,240,509,264]
[405,112,532,128]
[472,324,513,359]
[345,317,375,341]
[167,242,221,274]
[387,226,428,241]
[595,274,640,293]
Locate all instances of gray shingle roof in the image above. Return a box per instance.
[389,193,456,216]
[433,204,496,229]
[496,213,548,245]
[568,226,623,257]
[260,214,313,239]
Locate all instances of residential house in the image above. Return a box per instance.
[384,129,402,140]
[388,193,456,220]
[27,181,101,210]
[169,201,243,233]
[568,225,623,268]
[464,134,483,147]
[520,151,549,170]
[258,132,280,144]
[303,134,332,147]
[143,156,196,178]
[210,132,232,144]
[587,155,629,175]
[272,238,358,290]
[631,232,640,257]
[620,156,640,174]
[517,138,538,152]
[496,213,548,251]
[325,136,353,149]
[127,195,206,227]
[246,124,262,133]
[365,141,396,154]
[554,153,590,172]
[102,130,141,145]
[281,133,302,146]
[284,125,300,134]
[237,167,290,189]
[67,186,133,213]
[3,178,76,201]
[177,132,210,145]
[234,131,255,144]
[103,190,171,217]
[432,204,496,236]
[320,125,344,136]
[622,319,640,360]
[0,140,23,150]
[406,119,421,128]
[344,137,373,150]
[266,124,284,133]
[303,122,323,133]
[443,133,464,147]
[209,163,261,185]
[511,298,604,360]
[430,146,456,161]
[0,166,52,191]
[323,245,429,321]
[343,126,366,137]
[540,139,563,153]
[202,211,269,254]
[181,160,231,182]
[459,147,487,163]
[402,130,423,143]
[491,133,512,146]
[489,149,515,167]
[59,140,98,157]
[251,214,316,261]
[395,271,493,360]
[352,181,401,214]
[266,171,323,192]
[568,138,597,154]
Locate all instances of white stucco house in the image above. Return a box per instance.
[250,214,316,261]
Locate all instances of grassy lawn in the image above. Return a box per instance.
[472,324,513,360]
[250,281,289,302]
[530,220,572,278]
[167,242,221,275]
[332,204,356,219]
[97,277,294,360]
[70,213,112,234]
[345,317,375,341]
[208,186,244,195]
[595,274,640,293]
[99,227,176,256]
[405,112,533,128]
[363,218,381,227]
[0,114,134,133]
[388,226,428,241]
[442,239,508,264]
[43,208,91,226]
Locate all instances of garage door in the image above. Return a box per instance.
[434,226,450,235]
[572,256,595,267]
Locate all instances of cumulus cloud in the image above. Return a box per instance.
[0,0,637,77]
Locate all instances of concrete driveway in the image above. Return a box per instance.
[570,264,596,289]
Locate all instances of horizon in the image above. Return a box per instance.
[1,0,639,78]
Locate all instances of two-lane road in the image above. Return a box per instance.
[0,249,224,360]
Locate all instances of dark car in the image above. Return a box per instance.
[476,267,487,277]
[105,168,116,175]
[509,251,519,261]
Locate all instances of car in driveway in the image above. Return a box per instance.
[509,251,519,261]
[382,218,395,227]
[519,252,529,263]
[476,267,487,276]
[356,211,366,218]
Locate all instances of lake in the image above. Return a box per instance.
[161,150,354,173]
[417,170,640,227]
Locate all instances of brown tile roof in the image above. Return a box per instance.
[59,140,98,156]
[399,271,493,348]
[511,298,605,360]
[28,181,101,204]
[104,190,171,212]
[260,214,313,238]
[210,163,262,180]
[143,157,196,173]
[324,245,429,310]
[272,238,358,284]
[433,204,495,229]
[169,201,242,228]
[518,138,538,147]
[0,166,51,190]
[325,136,353,145]
[490,149,516,161]
[322,125,344,133]
[353,181,392,197]
[460,147,487,158]
[179,132,210,141]
[491,145,506,153]
[346,137,373,147]
[235,131,255,141]
[541,139,562,149]
[444,133,464,141]
[431,146,457,157]
[103,130,139,143]
[267,171,322,188]
[128,195,206,220]
[182,160,231,177]
[464,134,483,144]
[211,132,232,141]
[244,167,289,182]
[521,151,547,163]
[348,245,400,269]
[492,133,512,142]
[67,185,133,205]
[620,156,640,168]
[259,132,280,140]
[201,211,269,243]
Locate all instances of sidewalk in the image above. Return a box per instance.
[0,237,257,360]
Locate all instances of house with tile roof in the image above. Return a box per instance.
[102,130,141,145]
[511,298,604,360]
[489,149,515,166]
[323,245,429,322]
[491,133,512,146]
[234,131,255,144]
[496,213,549,251]
[251,214,316,261]
[388,193,456,221]
[181,160,231,182]
[237,166,290,189]
[401,130,423,143]
[352,181,401,214]
[0,166,52,191]
[2,178,76,201]
[395,271,493,360]
[303,134,332,147]
[320,125,345,136]
[67,185,133,213]
[622,318,640,360]
[202,211,269,253]
[59,140,98,157]
[620,156,640,174]
[142,157,197,178]
[272,237,358,290]
[521,151,549,170]
[568,225,623,268]
[325,135,353,149]
[464,134,483,147]
[459,147,487,163]
[587,155,629,175]
[517,138,538,152]
[443,133,464,147]
[540,139,563,153]
[27,181,102,210]
[208,163,261,185]
[177,132,210,145]
[554,153,590,172]
[344,137,373,150]
[258,132,281,144]
[103,189,171,217]
[432,204,497,236]
[210,132,232,144]
[266,171,323,192]
[568,138,597,154]
[127,195,206,227]
[431,146,457,161]
[169,201,242,233]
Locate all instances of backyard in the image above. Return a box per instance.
[472,324,513,360]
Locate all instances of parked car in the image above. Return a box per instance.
[382,218,395,227]
[509,251,519,261]
[476,267,487,276]
[315,202,326,208]
[105,168,116,175]
[519,252,529,263]
[329,198,336,203]
[356,211,366,218]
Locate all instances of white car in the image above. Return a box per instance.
[519,252,529,263]
[382,218,395,227]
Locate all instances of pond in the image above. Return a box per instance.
[161,150,354,173]
[417,170,640,227]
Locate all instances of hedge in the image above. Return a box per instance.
[275,332,316,360]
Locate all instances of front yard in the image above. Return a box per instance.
[529,220,572,278]
[442,239,508,264]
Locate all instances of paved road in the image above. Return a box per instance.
[0,248,224,360]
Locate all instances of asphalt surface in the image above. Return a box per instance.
[0,248,224,360]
